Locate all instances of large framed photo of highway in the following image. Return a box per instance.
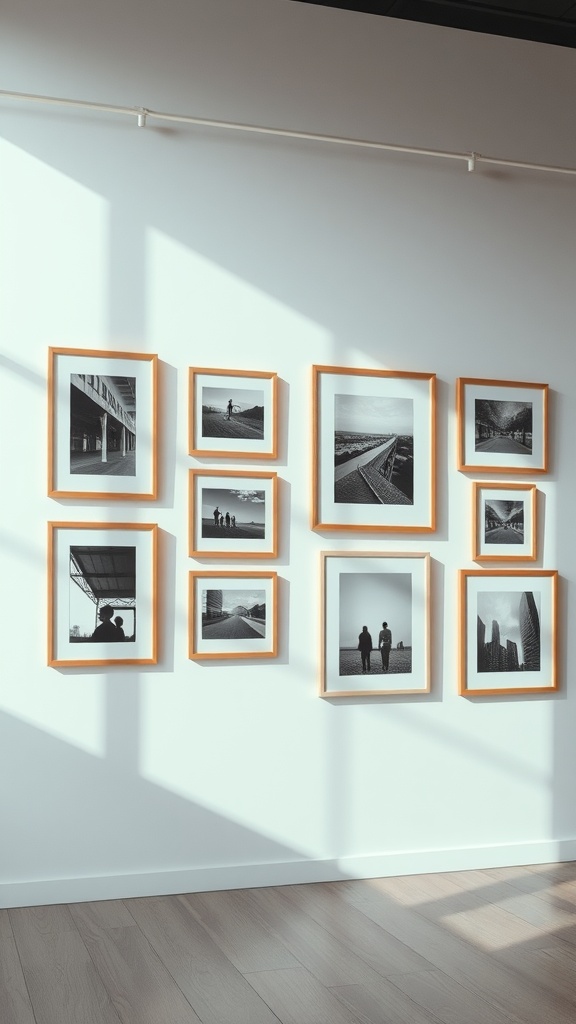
[457,377,548,474]
[48,348,158,500]
[189,570,278,660]
[312,366,436,532]
[473,481,537,562]
[189,367,278,459]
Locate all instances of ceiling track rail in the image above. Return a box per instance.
[2,87,576,178]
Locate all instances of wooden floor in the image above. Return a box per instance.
[3,862,576,1024]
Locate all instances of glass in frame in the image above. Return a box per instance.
[189,368,278,459]
[473,482,537,562]
[457,377,548,474]
[189,570,278,660]
[189,469,278,559]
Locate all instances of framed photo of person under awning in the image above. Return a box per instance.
[457,377,548,474]
[459,568,558,697]
[473,482,537,563]
[48,348,158,500]
[48,522,158,668]
[312,366,436,532]
[320,551,431,697]
[189,368,278,459]
[189,570,278,660]
[189,469,278,559]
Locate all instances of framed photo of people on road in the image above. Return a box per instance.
[459,569,558,696]
[48,348,158,500]
[189,469,278,559]
[457,377,548,474]
[320,551,430,697]
[189,368,278,459]
[312,366,436,532]
[473,482,537,562]
[48,522,158,668]
[189,570,278,660]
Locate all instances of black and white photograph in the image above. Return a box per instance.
[473,482,536,562]
[189,368,278,458]
[201,490,265,539]
[49,348,158,499]
[313,366,436,532]
[321,552,430,696]
[189,571,278,659]
[457,378,548,473]
[189,469,278,558]
[48,522,158,667]
[459,569,557,695]
[484,499,524,544]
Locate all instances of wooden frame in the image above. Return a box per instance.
[189,367,278,459]
[189,570,278,660]
[48,522,158,668]
[473,482,537,562]
[459,568,558,696]
[312,365,436,532]
[189,469,278,559]
[457,377,548,474]
[320,551,431,697]
[48,347,158,500]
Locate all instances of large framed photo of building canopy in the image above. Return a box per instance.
[312,366,436,532]
[48,522,158,668]
[189,570,278,660]
[320,551,430,697]
[189,368,278,459]
[189,469,278,559]
[459,568,558,696]
[48,348,158,500]
[457,377,548,474]
[473,482,537,562]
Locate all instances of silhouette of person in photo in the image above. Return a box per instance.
[213,506,220,526]
[219,514,224,527]
[114,616,126,641]
[231,515,236,528]
[378,621,392,671]
[225,512,230,528]
[227,399,233,420]
[358,625,373,673]
[92,606,121,642]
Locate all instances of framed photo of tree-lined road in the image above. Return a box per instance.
[189,469,278,558]
[312,366,436,532]
[473,482,537,562]
[189,368,278,459]
[457,378,548,474]
[189,570,278,660]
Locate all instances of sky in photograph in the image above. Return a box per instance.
[339,572,412,647]
[201,487,265,522]
[335,394,413,435]
[477,590,540,659]
[202,386,263,412]
[204,589,265,612]
[476,399,531,425]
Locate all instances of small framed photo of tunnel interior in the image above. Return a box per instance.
[189,469,278,559]
[48,348,158,500]
[473,482,537,562]
[189,570,278,660]
[48,522,158,667]
[457,377,548,474]
[459,568,558,696]
[189,367,278,459]
[320,551,431,697]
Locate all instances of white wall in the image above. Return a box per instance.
[1,0,576,908]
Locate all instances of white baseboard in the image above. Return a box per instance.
[3,838,576,908]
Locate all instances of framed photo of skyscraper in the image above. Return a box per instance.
[189,570,278,660]
[312,366,436,532]
[457,378,548,474]
[459,569,558,696]
[473,482,537,562]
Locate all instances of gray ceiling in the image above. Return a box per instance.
[295,1,576,48]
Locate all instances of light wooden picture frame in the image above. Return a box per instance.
[189,570,278,660]
[473,482,537,562]
[457,377,548,474]
[48,347,158,500]
[312,365,436,532]
[189,367,278,459]
[48,522,158,668]
[459,568,558,696]
[189,469,278,559]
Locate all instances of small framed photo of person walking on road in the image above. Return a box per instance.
[312,365,436,532]
[189,570,278,660]
[473,482,537,562]
[189,368,278,459]
[189,469,278,559]
[457,378,548,474]
[320,551,430,697]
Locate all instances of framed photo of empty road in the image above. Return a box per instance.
[189,469,278,558]
[48,348,158,499]
[320,551,431,697]
[189,571,278,659]
[473,482,537,562]
[312,366,436,532]
[189,368,278,459]
[457,378,548,473]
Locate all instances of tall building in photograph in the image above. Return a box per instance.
[478,616,520,673]
[204,590,223,619]
[520,591,540,670]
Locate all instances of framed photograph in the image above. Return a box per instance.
[320,551,430,697]
[473,482,537,562]
[48,522,158,667]
[189,571,278,659]
[48,348,158,499]
[189,469,278,559]
[459,569,558,696]
[312,366,436,532]
[189,368,278,459]
[457,377,548,473]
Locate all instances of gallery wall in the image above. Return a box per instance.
[2,0,576,907]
